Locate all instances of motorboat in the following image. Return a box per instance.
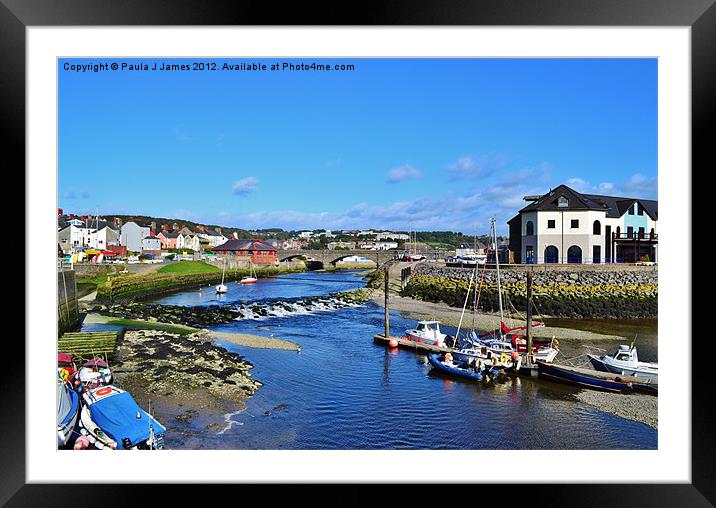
[537,361,640,393]
[57,379,79,447]
[404,320,448,347]
[77,356,113,389]
[78,384,166,450]
[588,345,658,383]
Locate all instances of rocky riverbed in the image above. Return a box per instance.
[89,289,372,328]
[110,329,262,441]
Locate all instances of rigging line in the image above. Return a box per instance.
[472,261,487,333]
[455,269,476,342]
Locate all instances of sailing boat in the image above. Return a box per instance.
[451,218,557,366]
[240,260,258,285]
[216,257,228,293]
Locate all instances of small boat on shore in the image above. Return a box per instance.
[57,379,79,447]
[588,345,658,383]
[77,356,113,389]
[57,352,77,382]
[537,361,639,393]
[79,385,166,450]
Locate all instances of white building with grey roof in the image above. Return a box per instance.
[508,184,658,264]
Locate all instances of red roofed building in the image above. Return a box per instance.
[211,239,278,265]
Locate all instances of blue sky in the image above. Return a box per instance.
[59,58,657,234]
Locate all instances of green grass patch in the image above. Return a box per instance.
[157,261,221,274]
[106,318,199,335]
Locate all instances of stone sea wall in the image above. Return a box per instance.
[58,269,80,334]
[402,265,657,319]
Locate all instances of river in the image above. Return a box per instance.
[138,270,658,449]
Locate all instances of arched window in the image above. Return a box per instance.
[544,245,559,263]
[526,221,534,236]
[593,220,601,235]
[567,245,583,264]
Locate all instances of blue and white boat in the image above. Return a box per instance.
[537,361,637,393]
[428,353,485,381]
[57,379,79,447]
[79,385,166,450]
[588,345,658,383]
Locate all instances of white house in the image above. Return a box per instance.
[87,226,120,250]
[120,221,151,253]
[201,229,228,247]
[508,184,658,264]
[177,233,201,252]
[57,225,86,253]
[142,236,162,251]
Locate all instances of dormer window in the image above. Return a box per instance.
[557,196,569,208]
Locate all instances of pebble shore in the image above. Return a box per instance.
[575,390,657,429]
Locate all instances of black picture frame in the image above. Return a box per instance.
[5,0,710,505]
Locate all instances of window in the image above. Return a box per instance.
[628,204,635,215]
[593,220,601,235]
[547,220,556,229]
[639,227,645,239]
[570,219,579,229]
[637,203,644,216]
[593,245,601,264]
[526,221,534,236]
[627,226,634,238]
[557,196,569,208]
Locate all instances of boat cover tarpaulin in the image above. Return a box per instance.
[57,381,78,426]
[90,392,166,447]
[58,353,73,365]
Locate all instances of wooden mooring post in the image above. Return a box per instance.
[526,269,533,366]
[384,267,390,338]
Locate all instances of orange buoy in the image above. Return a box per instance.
[388,338,399,348]
[511,351,520,361]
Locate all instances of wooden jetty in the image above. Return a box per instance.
[373,333,453,354]
[58,331,121,360]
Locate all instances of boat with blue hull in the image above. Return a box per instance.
[428,352,506,382]
[57,379,79,447]
[536,361,637,393]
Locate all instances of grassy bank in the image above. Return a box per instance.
[96,263,306,302]
[157,261,220,274]
[402,274,657,319]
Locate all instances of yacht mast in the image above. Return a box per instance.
[491,217,505,332]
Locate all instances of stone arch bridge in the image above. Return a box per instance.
[277,250,396,269]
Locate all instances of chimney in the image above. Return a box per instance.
[172,223,179,231]
[216,227,221,234]
[233,231,239,240]
[150,221,157,233]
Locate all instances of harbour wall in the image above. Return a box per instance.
[402,264,657,319]
[58,270,80,335]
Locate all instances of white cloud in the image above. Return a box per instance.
[386,164,422,183]
[232,177,259,195]
[565,173,657,199]
[444,154,509,180]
